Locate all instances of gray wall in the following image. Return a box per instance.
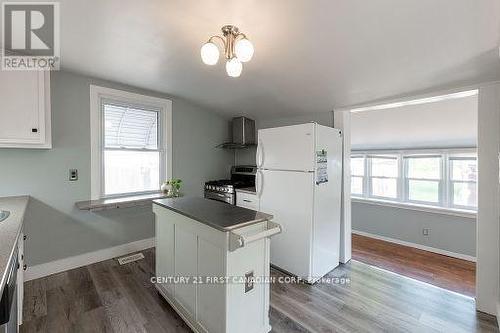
[0,71,233,266]
[352,202,476,257]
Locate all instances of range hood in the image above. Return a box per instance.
[217,116,256,149]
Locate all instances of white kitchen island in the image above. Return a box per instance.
[153,197,280,333]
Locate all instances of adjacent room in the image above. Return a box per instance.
[0,1,500,333]
[349,91,478,297]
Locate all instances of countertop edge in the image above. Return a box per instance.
[152,199,272,232]
[0,196,30,295]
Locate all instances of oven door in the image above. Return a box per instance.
[204,190,234,205]
[0,250,18,333]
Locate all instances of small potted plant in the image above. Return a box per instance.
[161,179,182,197]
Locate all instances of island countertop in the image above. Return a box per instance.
[153,197,273,232]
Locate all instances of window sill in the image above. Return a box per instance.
[351,197,476,219]
[76,191,177,211]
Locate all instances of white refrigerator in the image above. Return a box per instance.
[255,123,343,283]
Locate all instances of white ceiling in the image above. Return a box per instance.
[351,94,478,150]
[17,0,500,117]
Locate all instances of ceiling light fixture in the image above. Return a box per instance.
[201,25,254,78]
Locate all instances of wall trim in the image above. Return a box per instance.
[352,230,476,262]
[25,238,155,281]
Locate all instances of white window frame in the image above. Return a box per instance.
[350,155,365,197]
[90,85,172,200]
[403,155,443,207]
[448,154,478,210]
[350,148,477,217]
[367,154,400,201]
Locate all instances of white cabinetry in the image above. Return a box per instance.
[236,191,260,211]
[0,71,51,148]
[153,204,275,333]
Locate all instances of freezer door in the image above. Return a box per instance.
[257,169,314,280]
[257,123,315,171]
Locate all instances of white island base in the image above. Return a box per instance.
[153,199,280,333]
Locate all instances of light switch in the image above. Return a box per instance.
[69,169,78,181]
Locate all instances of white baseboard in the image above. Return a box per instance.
[352,230,476,262]
[25,237,155,281]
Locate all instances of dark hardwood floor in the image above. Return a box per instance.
[21,248,497,333]
[352,233,476,297]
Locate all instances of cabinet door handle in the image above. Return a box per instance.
[23,264,27,271]
[243,199,253,203]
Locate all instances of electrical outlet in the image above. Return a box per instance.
[245,271,254,293]
[69,169,78,181]
[422,228,430,236]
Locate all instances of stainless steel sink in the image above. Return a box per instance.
[0,210,10,222]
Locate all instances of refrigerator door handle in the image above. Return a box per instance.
[256,140,264,168]
[256,170,264,198]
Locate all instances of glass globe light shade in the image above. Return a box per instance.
[234,38,254,62]
[225,57,243,77]
[200,42,220,65]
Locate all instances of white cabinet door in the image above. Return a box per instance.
[257,123,315,171]
[258,169,314,279]
[155,211,175,295]
[236,192,259,210]
[0,71,51,148]
[174,226,197,315]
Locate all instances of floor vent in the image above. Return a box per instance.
[117,252,145,265]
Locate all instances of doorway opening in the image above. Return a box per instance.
[348,90,478,297]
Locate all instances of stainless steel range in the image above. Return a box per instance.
[204,166,256,205]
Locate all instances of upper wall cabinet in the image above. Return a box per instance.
[0,71,51,149]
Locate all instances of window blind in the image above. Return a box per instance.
[104,103,158,150]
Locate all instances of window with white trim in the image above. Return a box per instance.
[449,156,477,209]
[350,150,477,212]
[404,156,442,205]
[350,156,365,196]
[369,156,398,199]
[90,86,172,199]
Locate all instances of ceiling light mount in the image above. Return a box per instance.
[201,25,254,77]
[221,25,239,37]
